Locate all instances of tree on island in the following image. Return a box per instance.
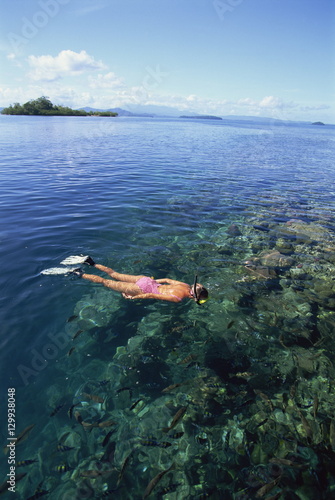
[1,97,118,117]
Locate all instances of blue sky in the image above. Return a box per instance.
[0,0,334,121]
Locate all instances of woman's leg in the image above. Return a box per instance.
[94,264,145,283]
[82,272,142,295]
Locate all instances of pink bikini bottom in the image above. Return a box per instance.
[136,277,161,294]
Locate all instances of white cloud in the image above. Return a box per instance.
[300,104,330,111]
[237,97,256,106]
[88,72,125,90]
[259,95,282,108]
[259,95,297,110]
[6,52,23,68]
[27,50,106,81]
[0,79,333,122]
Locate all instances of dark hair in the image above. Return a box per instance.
[195,284,209,304]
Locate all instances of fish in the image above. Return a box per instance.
[98,379,110,386]
[74,411,84,425]
[129,399,144,411]
[117,452,132,486]
[142,463,175,499]
[16,459,38,467]
[255,476,281,498]
[81,421,100,430]
[3,424,35,454]
[57,444,75,452]
[205,382,222,389]
[82,392,104,404]
[313,396,319,418]
[54,464,73,473]
[296,407,313,441]
[269,457,305,469]
[67,315,78,323]
[203,410,215,419]
[230,372,255,380]
[168,431,184,439]
[81,418,116,431]
[50,403,65,416]
[162,383,183,393]
[255,418,269,429]
[68,403,80,419]
[67,346,76,356]
[72,329,84,340]
[98,420,117,428]
[289,384,296,400]
[140,439,172,448]
[102,430,114,447]
[162,406,187,433]
[178,354,197,365]
[254,390,274,411]
[227,320,235,329]
[80,470,115,478]
[26,483,49,500]
[279,333,289,349]
[116,387,133,397]
[330,419,335,450]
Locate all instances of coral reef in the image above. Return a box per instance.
[8,196,335,499]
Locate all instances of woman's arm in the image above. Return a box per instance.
[124,292,181,302]
[155,278,185,285]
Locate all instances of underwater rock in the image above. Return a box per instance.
[316,310,335,338]
[74,289,121,331]
[277,220,333,245]
[275,237,294,255]
[244,264,277,280]
[253,224,271,232]
[223,418,245,453]
[324,251,335,264]
[227,224,242,237]
[243,250,294,279]
[311,279,335,307]
[137,311,170,338]
[250,240,268,254]
[217,243,234,255]
[258,250,294,268]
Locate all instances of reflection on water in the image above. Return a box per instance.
[0,116,335,498]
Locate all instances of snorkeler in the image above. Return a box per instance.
[41,255,209,305]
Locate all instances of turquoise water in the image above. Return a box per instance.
[1,115,335,499]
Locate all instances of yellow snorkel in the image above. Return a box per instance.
[198,297,209,305]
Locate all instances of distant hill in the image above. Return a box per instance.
[78,106,153,117]
[180,115,222,120]
[1,102,330,125]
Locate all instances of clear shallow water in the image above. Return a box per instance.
[1,115,335,499]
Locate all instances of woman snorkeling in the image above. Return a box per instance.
[41,255,209,305]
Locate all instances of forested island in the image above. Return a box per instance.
[180,115,222,120]
[1,97,118,117]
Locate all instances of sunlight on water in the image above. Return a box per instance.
[1,116,335,499]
